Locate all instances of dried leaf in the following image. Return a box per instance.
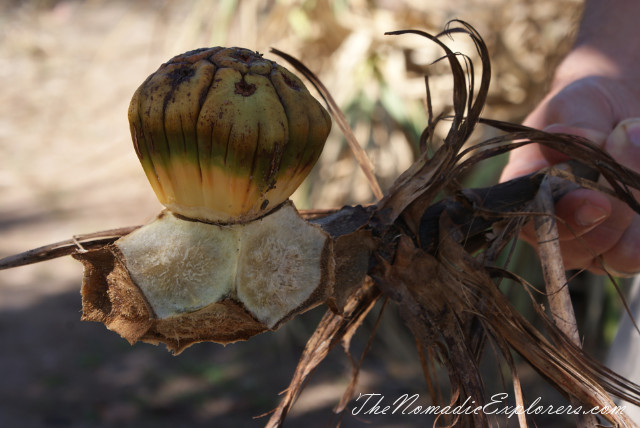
[264,280,380,427]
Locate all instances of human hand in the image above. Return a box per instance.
[500,49,640,275]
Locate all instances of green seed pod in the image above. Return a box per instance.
[128,47,331,223]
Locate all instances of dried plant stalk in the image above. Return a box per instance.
[264,279,381,428]
[534,175,581,341]
[533,175,599,428]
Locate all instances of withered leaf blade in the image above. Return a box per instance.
[372,234,489,427]
[264,280,381,428]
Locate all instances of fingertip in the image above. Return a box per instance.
[500,144,550,183]
[542,124,607,145]
[500,158,550,182]
[600,215,640,276]
[537,125,607,165]
[604,118,640,170]
[572,199,610,228]
[500,125,607,183]
[555,189,611,233]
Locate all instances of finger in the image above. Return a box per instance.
[557,197,634,270]
[518,189,609,252]
[507,78,613,181]
[520,189,611,244]
[594,214,640,276]
[590,118,640,275]
[500,126,606,183]
[604,118,640,170]
[500,143,550,182]
[524,78,618,134]
[537,124,607,163]
[554,189,611,239]
[519,191,634,271]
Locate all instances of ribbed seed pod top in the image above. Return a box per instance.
[128,47,331,223]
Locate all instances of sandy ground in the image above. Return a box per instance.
[0,1,589,427]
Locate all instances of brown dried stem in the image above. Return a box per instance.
[264,279,381,428]
[533,175,600,428]
[0,226,140,270]
[534,175,580,341]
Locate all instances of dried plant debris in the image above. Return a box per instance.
[266,20,640,427]
[3,20,640,427]
[74,201,374,354]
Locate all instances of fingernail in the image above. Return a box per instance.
[606,118,640,168]
[574,201,609,227]
[625,120,640,147]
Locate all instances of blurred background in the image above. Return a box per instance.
[0,0,624,427]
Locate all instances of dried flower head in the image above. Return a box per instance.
[128,47,331,223]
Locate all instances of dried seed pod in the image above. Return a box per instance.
[74,47,375,353]
[116,202,332,328]
[128,47,332,224]
[76,202,337,353]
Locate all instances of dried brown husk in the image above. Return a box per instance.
[75,245,269,354]
[72,201,375,355]
[266,21,640,427]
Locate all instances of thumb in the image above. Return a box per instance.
[523,76,619,137]
[500,125,607,183]
[501,77,617,183]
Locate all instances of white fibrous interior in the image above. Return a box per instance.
[115,203,328,327]
[116,214,239,318]
[236,205,326,327]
